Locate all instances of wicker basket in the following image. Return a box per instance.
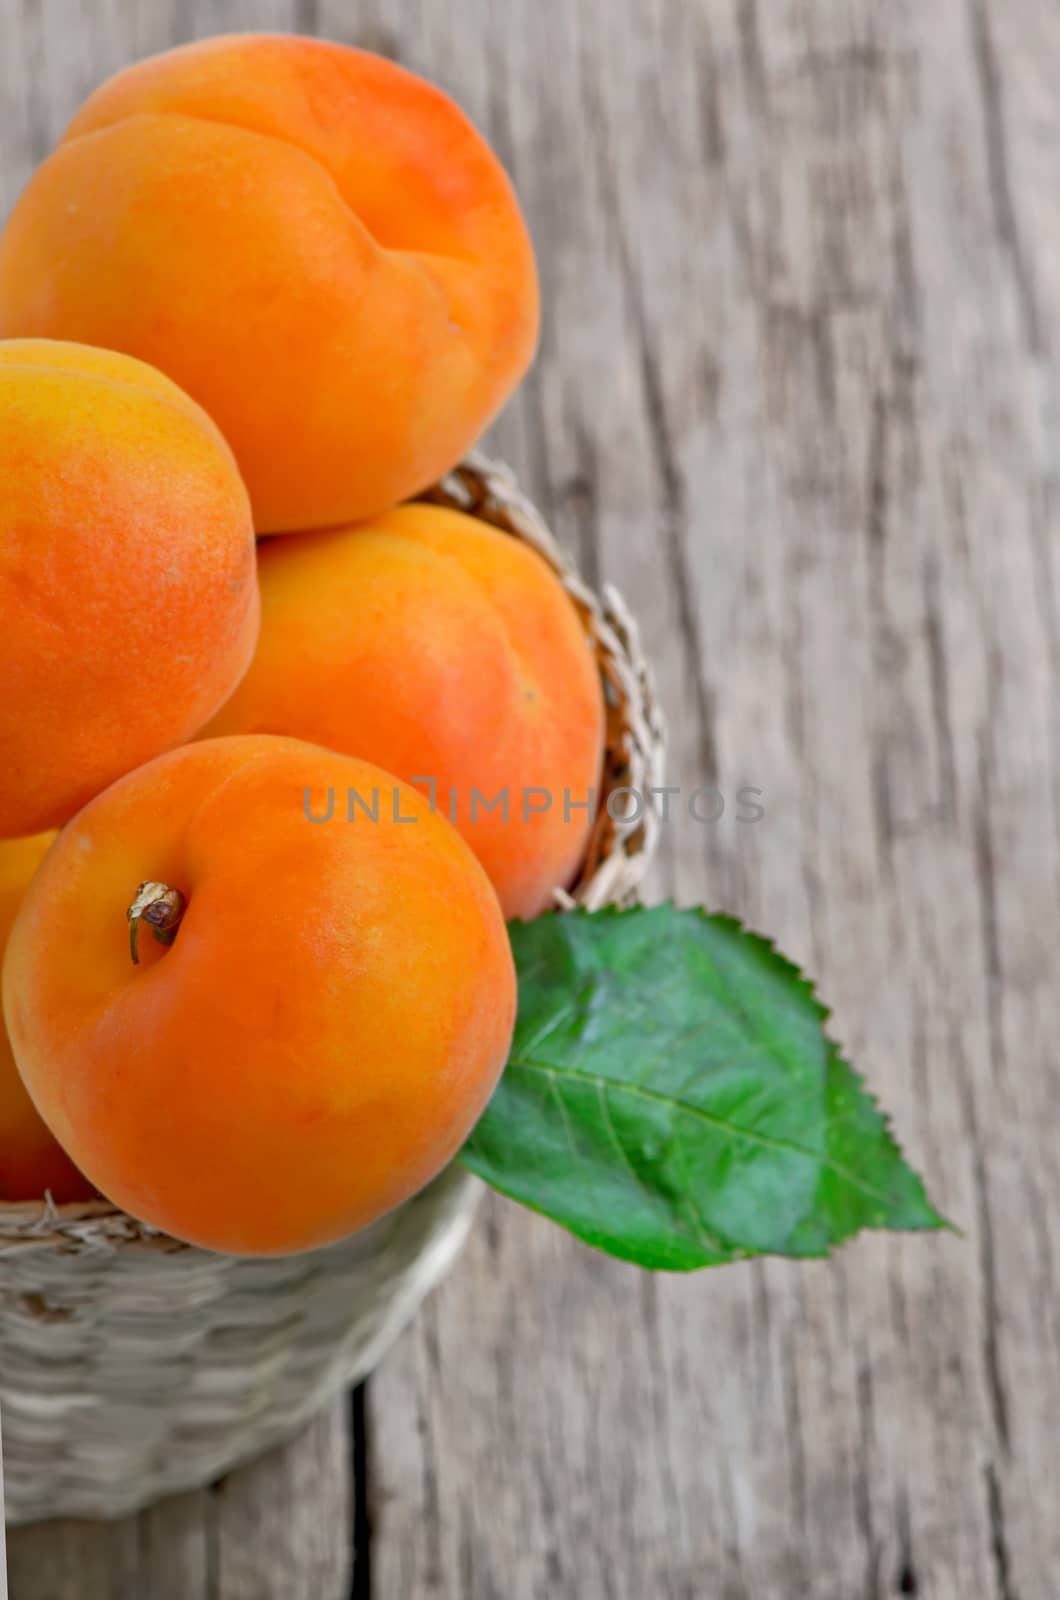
[0,455,666,1524]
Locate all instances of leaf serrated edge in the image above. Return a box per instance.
[511,902,833,1022]
[479,902,956,1263]
[823,1041,957,1238]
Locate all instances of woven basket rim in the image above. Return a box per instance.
[0,452,665,1254]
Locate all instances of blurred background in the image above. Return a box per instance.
[2,2,1058,1597]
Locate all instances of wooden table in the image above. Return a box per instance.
[4,2,1058,1595]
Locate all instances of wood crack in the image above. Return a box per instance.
[737,0,769,115]
[973,729,1007,1089]
[922,558,958,825]
[350,1386,372,1600]
[865,387,896,874]
[577,54,720,793]
[985,1461,1020,1600]
[853,1360,883,1600]
[977,1188,1013,1456]
[894,1487,919,1596]
[966,0,1042,354]
[956,1057,1012,1457]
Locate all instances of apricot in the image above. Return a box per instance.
[2,735,515,1254]
[0,832,93,1202]
[0,34,539,534]
[0,339,258,838]
[202,504,605,920]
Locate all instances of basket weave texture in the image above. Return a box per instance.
[0,455,665,1523]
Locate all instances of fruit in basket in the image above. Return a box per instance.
[201,503,605,919]
[0,833,94,1202]
[0,339,258,838]
[0,34,539,534]
[1,735,516,1254]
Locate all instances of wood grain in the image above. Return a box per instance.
[358,1,1060,1596]
[3,1,1059,1596]
[7,1409,351,1599]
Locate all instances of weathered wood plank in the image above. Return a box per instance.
[2,1,1059,1597]
[209,1406,352,1600]
[347,1,1059,1596]
[7,1406,351,1600]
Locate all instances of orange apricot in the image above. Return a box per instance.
[2,735,516,1254]
[0,339,258,838]
[0,832,94,1202]
[202,504,605,920]
[0,34,539,533]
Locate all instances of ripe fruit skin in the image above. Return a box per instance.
[0,339,258,838]
[0,34,539,533]
[0,833,94,1203]
[202,504,605,920]
[2,736,516,1254]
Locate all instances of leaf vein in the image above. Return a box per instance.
[510,1054,894,1210]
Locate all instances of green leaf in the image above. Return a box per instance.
[460,905,946,1270]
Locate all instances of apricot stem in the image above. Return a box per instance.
[127,881,187,965]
